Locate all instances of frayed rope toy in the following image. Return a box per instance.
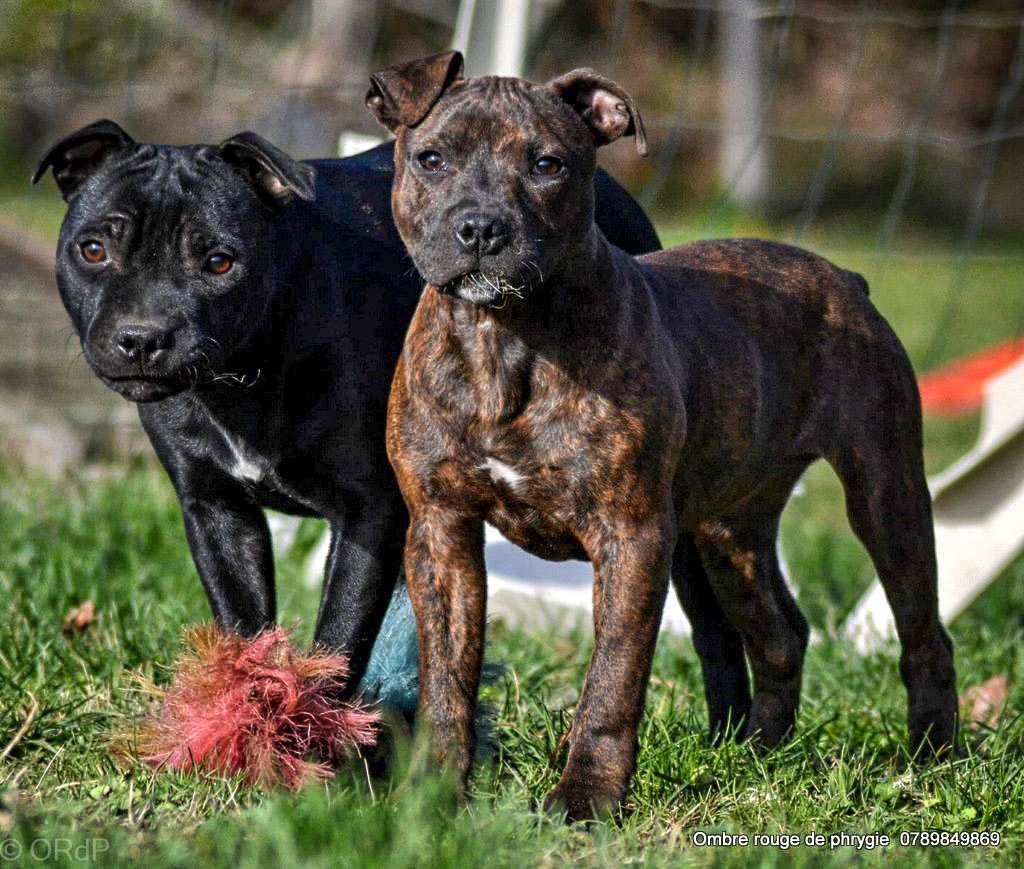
[117,624,380,790]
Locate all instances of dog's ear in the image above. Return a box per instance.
[32,119,135,199]
[548,69,647,156]
[366,51,465,133]
[218,132,316,207]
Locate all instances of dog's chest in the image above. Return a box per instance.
[417,316,650,554]
[473,449,586,559]
[450,418,601,559]
[204,413,273,487]
[480,456,526,489]
[472,449,564,509]
[186,404,322,517]
[450,374,630,501]
[218,427,267,484]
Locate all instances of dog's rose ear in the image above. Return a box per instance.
[218,132,316,207]
[548,69,647,156]
[366,51,465,133]
[32,119,135,199]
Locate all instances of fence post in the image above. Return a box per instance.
[719,0,768,209]
[453,0,532,77]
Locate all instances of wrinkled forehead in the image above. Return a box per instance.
[410,77,591,156]
[70,145,254,230]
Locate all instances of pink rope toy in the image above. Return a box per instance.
[125,624,380,790]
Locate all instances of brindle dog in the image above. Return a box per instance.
[369,52,958,821]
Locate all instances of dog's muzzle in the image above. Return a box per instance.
[440,271,529,307]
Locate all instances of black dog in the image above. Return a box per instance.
[33,120,670,695]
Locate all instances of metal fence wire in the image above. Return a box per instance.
[2,0,1024,450]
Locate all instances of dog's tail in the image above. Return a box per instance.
[844,269,870,296]
[359,578,500,744]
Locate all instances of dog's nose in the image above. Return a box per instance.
[114,323,174,365]
[455,212,508,256]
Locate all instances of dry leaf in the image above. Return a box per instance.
[62,600,95,634]
[959,675,1009,731]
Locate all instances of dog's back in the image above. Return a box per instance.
[637,238,906,404]
[639,238,871,335]
[631,238,918,506]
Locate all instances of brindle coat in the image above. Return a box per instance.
[369,52,958,822]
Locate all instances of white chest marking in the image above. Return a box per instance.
[482,456,525,489]
[228,438,264,484]
[210,419,264,484]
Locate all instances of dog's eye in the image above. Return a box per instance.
[205,253,234,275]
[80,240,106,263]
[532,156,564,177]
[417,151,447,173]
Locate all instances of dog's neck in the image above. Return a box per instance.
[186,291,289,429]
[432,225,635,424]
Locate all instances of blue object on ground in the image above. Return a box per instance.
[359,577,499,751]
[359,579,420,715]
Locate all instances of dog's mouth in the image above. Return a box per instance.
[95,361,263,404]
[438,270,532,308]
[98,371,191,403]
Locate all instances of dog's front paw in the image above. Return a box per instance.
[542,780,625,824]
[908,696,959,761]
[740,691,798,750]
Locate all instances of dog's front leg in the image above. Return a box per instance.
[403,505,486,789]
[178,478,276,636]
[144,419,275,635]
[545,516,675,822]
[313,490,407,687]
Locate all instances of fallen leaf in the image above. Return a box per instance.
[62,600,95,634]
[959,675,1009,730]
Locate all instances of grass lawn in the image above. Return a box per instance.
[2,205,1024,865]
[4,466,1024,868]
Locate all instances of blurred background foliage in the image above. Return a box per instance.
[1,0,1023,230]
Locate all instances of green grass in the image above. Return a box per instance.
[3,464,1024,867]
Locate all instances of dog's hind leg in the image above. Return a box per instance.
[830,431,957,756]
[671,535,751,740]
[695,519,809,748]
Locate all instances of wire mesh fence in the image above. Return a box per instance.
[1,0,1023,466]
